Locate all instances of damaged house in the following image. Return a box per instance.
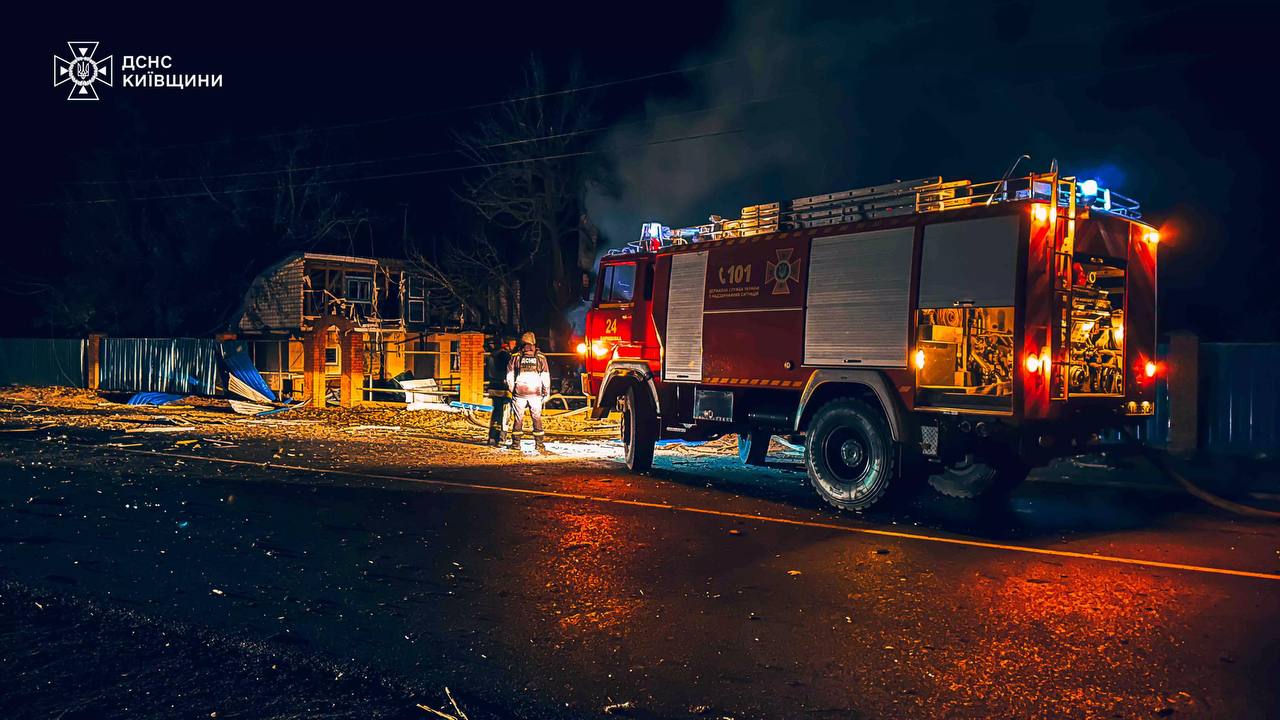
[232,253,471,404]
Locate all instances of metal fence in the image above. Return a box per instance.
[99,338,223,395]
[1200,343,1280,455]
[0,338,86,387]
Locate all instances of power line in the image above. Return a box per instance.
[33,127,745,207]
[112,57,737,153]
[67,93,795,187]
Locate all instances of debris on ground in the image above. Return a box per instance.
[416,687,470,720]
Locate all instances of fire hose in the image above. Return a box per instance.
[1121,428,1280,521]
[458,395,621,439]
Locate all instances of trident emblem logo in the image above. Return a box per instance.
[54,42,113,101]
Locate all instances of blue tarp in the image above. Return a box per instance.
[222,350,276,403]
[126,392,185,406]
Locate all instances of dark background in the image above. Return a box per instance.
[6,1,1277,340]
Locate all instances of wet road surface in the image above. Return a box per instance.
[1,429,1277,718]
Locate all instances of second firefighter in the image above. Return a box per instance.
[506,331,551,453]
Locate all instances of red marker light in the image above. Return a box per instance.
[1144,361,1157,378]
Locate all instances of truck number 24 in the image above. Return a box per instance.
[604,318,618,334]
[718,264,753,285]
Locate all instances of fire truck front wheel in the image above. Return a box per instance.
[621,386,657,472]
[804,398,897,511]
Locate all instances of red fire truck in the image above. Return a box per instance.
[581,172,1161,510]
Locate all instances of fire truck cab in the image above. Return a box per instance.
[583,172,1160,510]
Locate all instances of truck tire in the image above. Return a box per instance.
[804,398,897,511]
[927,453,1028,499]
[622,386,657,472]
[738,429,771,466]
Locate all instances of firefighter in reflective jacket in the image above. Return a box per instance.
[506,332,551,452]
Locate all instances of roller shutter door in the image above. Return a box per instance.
[918,214,1020,308]
[665,251,708,381]
[804,227,914,367]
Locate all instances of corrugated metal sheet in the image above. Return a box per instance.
[1200,343,1280,455]
[665,251,708,382]
[0,338,86,387]
[1108,342,1277,456]
[100,338,221,395]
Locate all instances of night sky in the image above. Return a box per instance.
[8,1,1277,340]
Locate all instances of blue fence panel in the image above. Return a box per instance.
[0,338,87,387]
[1201,343,1280,455]
[100,338,221,395]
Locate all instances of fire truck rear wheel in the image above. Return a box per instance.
[927,453,1028,499]
[804,398,897,511]
[621,386,657,472]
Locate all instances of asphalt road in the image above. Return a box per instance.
[1,429,1277,719]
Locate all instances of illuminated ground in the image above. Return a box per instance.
[1,399,1277,718]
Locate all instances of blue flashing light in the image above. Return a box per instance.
[1080,179,1099,197]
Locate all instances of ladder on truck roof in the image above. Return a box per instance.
[613,173,1140,255]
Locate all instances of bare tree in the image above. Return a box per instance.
[449,57,609,348]
[406,229,511,330]
[47,131,370,336]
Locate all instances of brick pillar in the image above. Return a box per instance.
[85,333,105,390]
[458,331,486,406]
[1166,331,1200,455]
[304,330,327,409]
[340,332,365,407]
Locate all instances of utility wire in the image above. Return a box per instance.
[66,93,794,187]
[33,127,745,207]
[111,57,737,153]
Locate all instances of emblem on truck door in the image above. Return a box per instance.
[766,248,801,295]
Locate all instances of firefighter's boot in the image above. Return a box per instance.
[508,433,522,451]
[534,432,549,455]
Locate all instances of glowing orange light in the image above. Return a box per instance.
[1144,361,1157,378]
[1032,204,1050,222]
[1025,353,1042,373]
[576,342,588,356]
[592,341,611,359]
[913,349,926,370]
[1143,230,1160,245]
[1113,323,1124,343]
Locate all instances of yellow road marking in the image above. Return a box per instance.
[110,447,1280,583]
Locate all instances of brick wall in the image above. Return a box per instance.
[458,331,485,406]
